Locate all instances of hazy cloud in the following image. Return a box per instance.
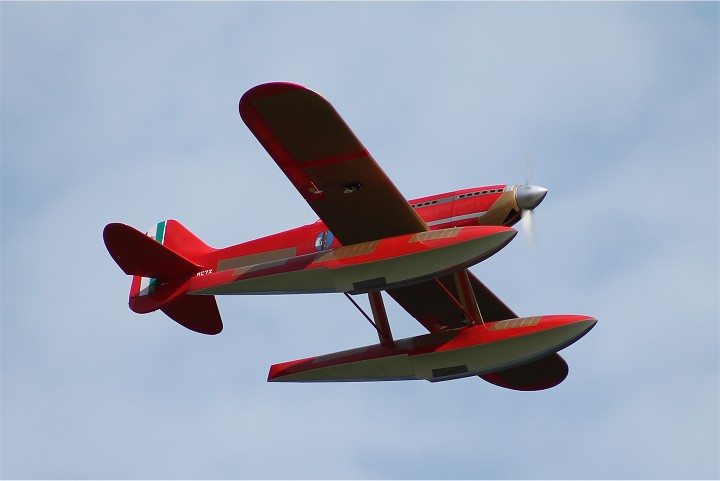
[2,2,717,479]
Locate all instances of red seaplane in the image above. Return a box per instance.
[104,82,596,390]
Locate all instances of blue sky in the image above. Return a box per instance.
[2,2,718,479]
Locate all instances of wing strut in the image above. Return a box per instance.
[454,270,485,326]
[433,271,486,326]
[343,292,394,346]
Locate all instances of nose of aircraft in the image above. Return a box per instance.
[515,185,548,210]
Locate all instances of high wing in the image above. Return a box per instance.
[239,82,515,331]
[240,82,428,245]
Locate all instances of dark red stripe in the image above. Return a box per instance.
[300,149,370,168]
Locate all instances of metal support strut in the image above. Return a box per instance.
[434,271,486,326]
[368,291,394,346]
[343,292,394,346]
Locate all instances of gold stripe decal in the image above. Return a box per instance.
[489,317,541,330]
[313,240,380,263]
[410,228,461,243]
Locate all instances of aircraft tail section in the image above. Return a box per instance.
[103,220,223,335]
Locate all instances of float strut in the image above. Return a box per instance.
[343,292,394,347]
[368,291,394,346]
[433,271,485,326]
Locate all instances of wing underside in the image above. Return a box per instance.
[240,82,429,246]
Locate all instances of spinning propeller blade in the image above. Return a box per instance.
[521,207,537,249]
[514,159,547,248]
[515,183,547,248]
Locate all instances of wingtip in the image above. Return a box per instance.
[480,353,569,391]
[239,82,308,115]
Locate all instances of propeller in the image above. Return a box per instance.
[514,159,547,248]
[521,207,538,248]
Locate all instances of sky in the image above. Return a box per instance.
[1,2,718,479]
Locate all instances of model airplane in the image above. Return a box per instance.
[104,82,596,390]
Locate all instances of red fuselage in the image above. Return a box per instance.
[209,184,517,269]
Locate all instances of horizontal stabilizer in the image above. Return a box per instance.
[103,222,201,280]
[161,294,223,335]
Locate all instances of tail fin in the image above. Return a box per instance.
[103,220,223,335]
